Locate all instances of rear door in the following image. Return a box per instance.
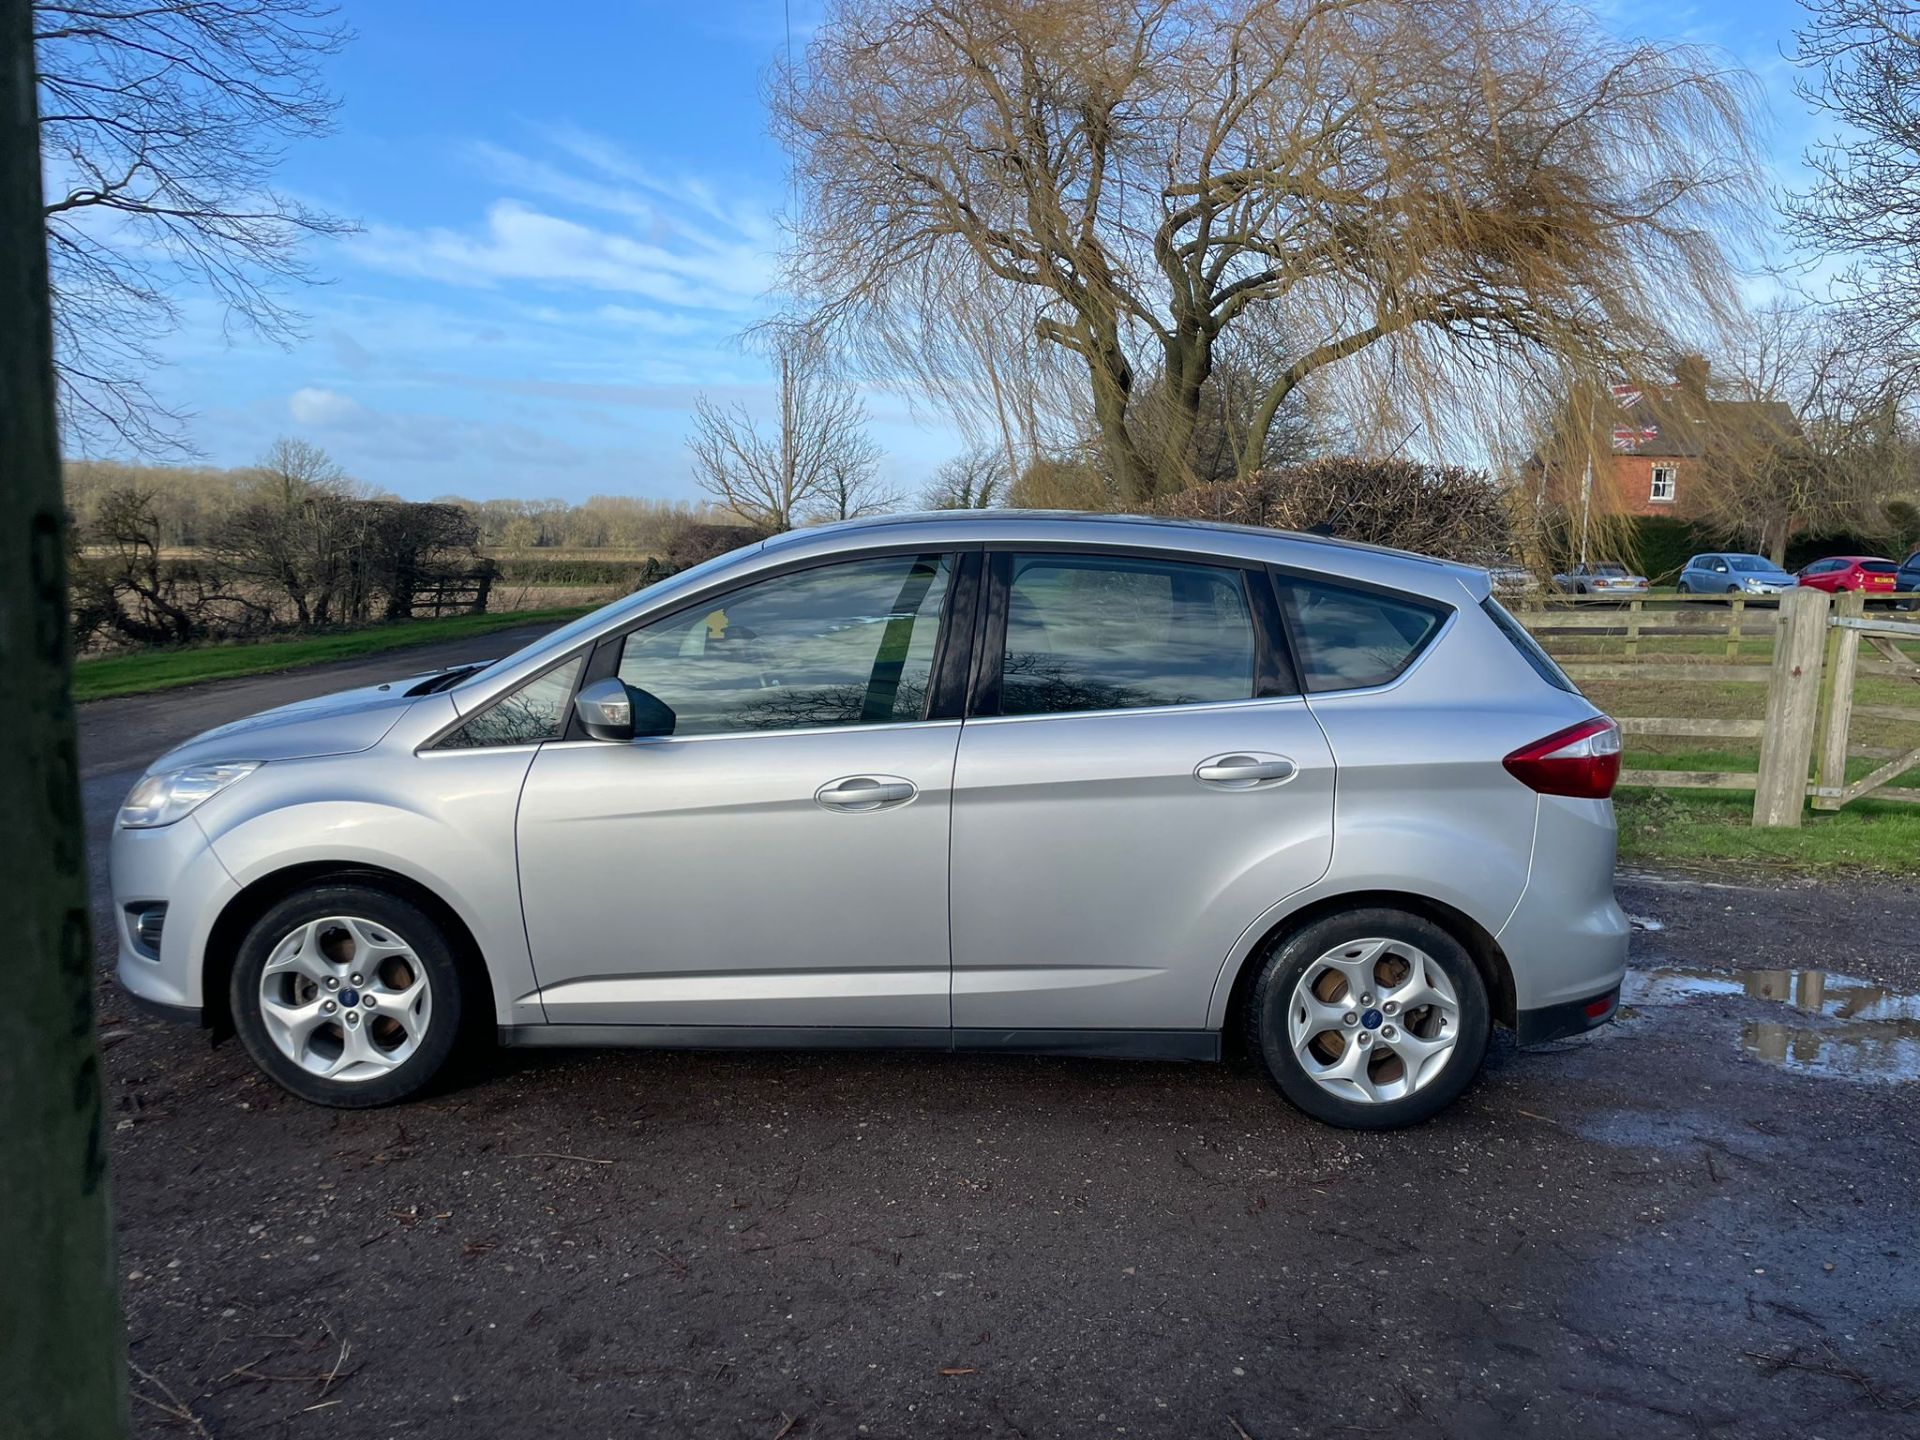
[947,549,1334,1036]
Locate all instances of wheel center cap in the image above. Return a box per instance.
[1360,1007,1384,1030]
[340,988,360,1008]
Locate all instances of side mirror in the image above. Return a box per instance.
[574,677,676,741]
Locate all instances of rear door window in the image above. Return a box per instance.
[991,554,1257,715]
[1274,575,1446,693]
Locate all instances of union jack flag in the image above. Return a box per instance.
[1610,385,1644,408]
[1612,425,1659,450]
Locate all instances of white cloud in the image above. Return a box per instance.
[288,386,366,427]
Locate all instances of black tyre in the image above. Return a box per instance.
[1246,908,1491,1130]
[1676,581,1691,594]
[230,883,468,1107]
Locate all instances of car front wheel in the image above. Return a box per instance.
[1246,908,1491,1130]
[230,883,467,1107]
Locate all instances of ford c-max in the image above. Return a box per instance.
[112,513,1628,1129]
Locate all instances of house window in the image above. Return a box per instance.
[1650,465,1677,503]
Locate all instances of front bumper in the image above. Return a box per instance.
[110,813,239,1020]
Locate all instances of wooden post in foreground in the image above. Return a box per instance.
[1752,586,1831,828]
[0,3,130,1434]
[1812,590,1865,811]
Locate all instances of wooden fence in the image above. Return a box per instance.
[1513,589,1920,826]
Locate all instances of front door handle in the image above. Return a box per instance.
[816,775,917,811]
[1194,753,1298,789]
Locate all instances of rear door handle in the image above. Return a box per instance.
[815,775,917,811]
[1194,753,1298,789]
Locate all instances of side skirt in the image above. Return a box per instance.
[497,1024,1221,1063]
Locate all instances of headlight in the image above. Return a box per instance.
[118,762,259,829]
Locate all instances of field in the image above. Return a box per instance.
[1522,594,1920,874]
[71,605,593,702]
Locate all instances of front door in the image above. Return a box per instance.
[517,550,965,1030]
[948,550,1336,1035]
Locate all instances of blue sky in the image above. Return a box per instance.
[137,0,1828,503]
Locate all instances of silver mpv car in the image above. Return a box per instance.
[112,514,1628,1129]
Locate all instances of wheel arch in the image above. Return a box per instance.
[202,861,492,1042]
[1216,889,1516,1051]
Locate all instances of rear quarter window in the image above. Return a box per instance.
[1480,597,1579,693]
[1273,575,1446,692]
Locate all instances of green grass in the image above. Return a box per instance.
[1532,623,1920,874]
[74,606,593,702]
[1616,788,1920,875]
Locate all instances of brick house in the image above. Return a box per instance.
[1579,356,1798,520]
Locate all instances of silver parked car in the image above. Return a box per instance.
[112,514,1628,1129]
[1551,561,1649,596]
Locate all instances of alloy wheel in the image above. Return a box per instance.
[1286,938,1461,1104]
[258,916,433,1080]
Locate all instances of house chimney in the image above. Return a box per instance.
[1674,353,1710,402]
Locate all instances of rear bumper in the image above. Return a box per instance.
[1495,795,1631,1015]
[1516,986,1618,1046]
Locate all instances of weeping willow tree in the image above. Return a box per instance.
[774,0,1764,502]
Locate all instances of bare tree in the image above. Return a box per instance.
[922,446,1010,509]
[776,0,1761,502]
[2,1,128,1431]
[1696,298,1918,562]
[35,0,356,452]
[1788,3,1920,349]
[688,333,885,531]
[212,436,360,626]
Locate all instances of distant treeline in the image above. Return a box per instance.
[64,453,761,653]
[64,459,733,553]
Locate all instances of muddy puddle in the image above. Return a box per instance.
[1623,965,1920,1084]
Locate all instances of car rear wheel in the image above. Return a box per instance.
[231,884,467,1107]
[1246,908,1491,1130]
[1676,581,1691,594]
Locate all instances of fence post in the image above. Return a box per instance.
[1812,590,1864,811]
[1753,586,1830,827]
[1626,597,1642,658]
[1726,596,1745,661]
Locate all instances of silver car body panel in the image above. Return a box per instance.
[516,722,961,1027]
[111,511,1626,1054]
[950,697,1334,1031]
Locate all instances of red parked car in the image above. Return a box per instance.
[1795,555,1899,595]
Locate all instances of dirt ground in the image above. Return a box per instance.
[76,643,1920,1439]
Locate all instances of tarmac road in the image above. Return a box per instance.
[74,635,1920,1439]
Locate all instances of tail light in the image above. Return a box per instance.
[1503,716,1621,799]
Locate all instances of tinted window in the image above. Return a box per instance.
[1592,564,1627,577]
[1276,576,1445,692]
[995,554,1255,715]
[1862,561,1897,574]
[616,554,952,736]
[1728,555,1773,572]
[1481,597,1577,693]
[441,656,584,748]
